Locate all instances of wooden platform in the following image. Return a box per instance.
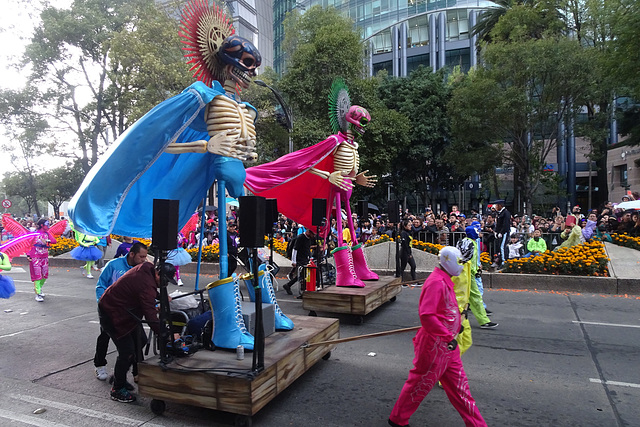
[302,276,401,320]
[138,315,338,421]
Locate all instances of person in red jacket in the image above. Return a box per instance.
[388,246,487,427]
[98,261,177,403]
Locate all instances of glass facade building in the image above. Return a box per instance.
[274,0,499,75]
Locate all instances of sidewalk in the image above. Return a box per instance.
[604,242,640,279]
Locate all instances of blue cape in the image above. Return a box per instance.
[68,81,256,237]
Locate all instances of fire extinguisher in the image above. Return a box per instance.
[305,259,317,292]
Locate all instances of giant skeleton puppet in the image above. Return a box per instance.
[68,0,282,349]
[245,80,378,287]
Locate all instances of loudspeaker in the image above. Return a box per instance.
[264,199,278,233]
[152,199,179,251]
[387,200,400,223]
[312,198,327,226]
[357,200,368,218]
[239,196,266,248]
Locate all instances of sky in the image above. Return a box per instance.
[0,0,73,183]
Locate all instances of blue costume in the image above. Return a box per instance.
[68,81,255,237]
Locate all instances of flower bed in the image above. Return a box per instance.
[411,240,444,255]
[610,233,640,251]
[49,237,79,256]
[186,244,219,262]
[501,240,609,277]
[480,251,492,270]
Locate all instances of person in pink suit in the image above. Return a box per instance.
[388,246,487,427]
[27,219,57,302]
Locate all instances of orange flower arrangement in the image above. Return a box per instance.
[501,240,609,277]
[610,233,640,251]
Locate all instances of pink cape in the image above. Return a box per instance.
[244,133,346,229]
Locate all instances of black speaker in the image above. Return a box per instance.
[264,198,278,232]
[357,200,368,218]
[239,196,266,248]
[152,199,179,251]
[387,200,400,223]
[312,198,327,226]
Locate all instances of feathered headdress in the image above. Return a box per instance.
[179,0,235,87]
[328,78,351,134]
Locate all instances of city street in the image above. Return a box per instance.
[0,263,638,427]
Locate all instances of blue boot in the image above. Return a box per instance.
[243,263,294,331]
[206,274,254,350]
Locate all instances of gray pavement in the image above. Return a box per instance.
[604,242,640,279]
[0,262,639,426]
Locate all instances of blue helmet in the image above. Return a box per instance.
[465,225,479,240]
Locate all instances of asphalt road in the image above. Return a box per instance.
[0,263,638,427]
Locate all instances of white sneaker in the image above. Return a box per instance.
[87,273,94,279]
[177,279,184,287]
[35,294,44,302]
[95,366,109,381]
[81,267,86,276]
[92,265,100,271]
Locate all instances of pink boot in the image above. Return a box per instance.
[332,246,365,288]
[351,243,379,280]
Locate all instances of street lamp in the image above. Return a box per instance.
[254,80,293,153]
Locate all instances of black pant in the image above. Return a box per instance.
[400,255,416,281]
[285,266,304,295]
[94,327,111,367]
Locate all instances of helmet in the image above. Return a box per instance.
[439,246,463,277]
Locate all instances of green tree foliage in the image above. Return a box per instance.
[12,0,191,173]
[37,163,85,219]
[3,171,41,216]
[378,66,459,208]
[454,4,593,214]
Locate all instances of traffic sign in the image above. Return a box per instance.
[2,199,11,209]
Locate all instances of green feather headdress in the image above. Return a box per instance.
[328,78,351,134]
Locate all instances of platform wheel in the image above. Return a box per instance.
[390,296,397,303]
[354,315,364,325]
[322,351,332,361]
[150,399,166,415]
[235,414,253,427]
[308,310,317,317]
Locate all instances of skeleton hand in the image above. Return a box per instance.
[207,131,257,162]
[328,171,354,191]
[355,170,377,187]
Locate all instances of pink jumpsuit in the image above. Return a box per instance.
[389,267,487,427]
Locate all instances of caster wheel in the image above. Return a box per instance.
[308,311,317,317]
[235,414,253,426]
[354,315,364,325]
[150,399,165,415]
[390,296,397,302]
[322,351,332,360]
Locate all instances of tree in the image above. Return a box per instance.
[37,163,85,219]
[453,5,594,214]
[7,0,192,173]
[3,171,41,216]
[378,66,460,211]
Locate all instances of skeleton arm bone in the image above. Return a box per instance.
[355,170,377,187]
[309,168,354,191]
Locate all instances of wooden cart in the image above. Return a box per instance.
[138,315,338,426]
[301,276,402,324]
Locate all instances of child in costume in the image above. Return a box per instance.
[388,246,487,427]
[0,251,16,299]
[166,232,192,286]
[70,225,102,279]
[27,219,57,302]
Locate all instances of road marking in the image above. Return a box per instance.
[572,320,640,329]
[590,379,640,388]
[14,290,87,299]
[12,395,165,427]
[0,312,94,339]
[2,267,26,273]
[0,408,70,427]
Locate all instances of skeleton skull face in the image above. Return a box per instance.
[217,35,261,89]
[346,105,371,135]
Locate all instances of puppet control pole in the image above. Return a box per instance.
[195,190,208,291]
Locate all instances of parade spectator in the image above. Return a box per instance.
[525,229,547,257]
[410,218,424,239]
[506,234,525,259]
[283,229,315,296]
[617,210,635,234]
[434,218,449,245]
[582,213,598,241]
[115,237,138,258]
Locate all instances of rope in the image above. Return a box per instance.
[301,325,421,348]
